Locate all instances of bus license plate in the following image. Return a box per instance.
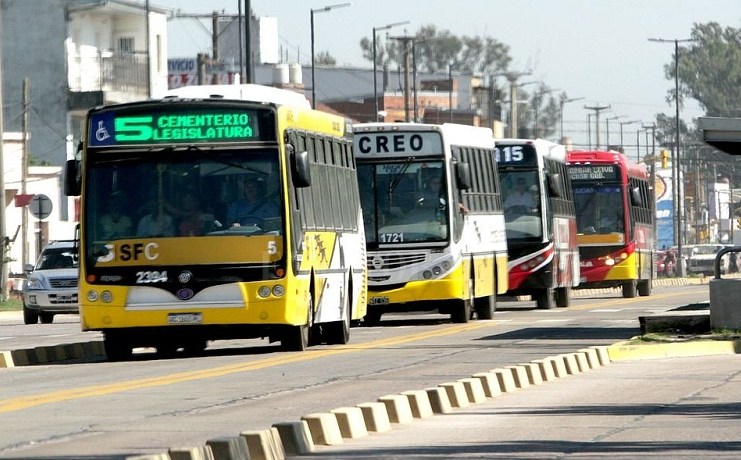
[167,313,203,325]
[369,296,389,305]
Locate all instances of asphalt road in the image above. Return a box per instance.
[0,284,715,459]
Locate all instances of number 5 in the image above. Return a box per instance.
[267,241,277,254]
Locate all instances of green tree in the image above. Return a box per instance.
[671,22,741,117]
[315,51,336,66]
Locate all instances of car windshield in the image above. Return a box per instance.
[37,247,78,270]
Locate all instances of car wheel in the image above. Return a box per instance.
[39,312,54,324]
[23,304,39,325]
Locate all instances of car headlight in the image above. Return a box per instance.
[25,279,44,290]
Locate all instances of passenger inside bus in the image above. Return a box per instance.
[99,192,133,240]
[137,200,176,237]
[227,179,280,230]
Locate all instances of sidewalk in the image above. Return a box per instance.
[306,352,741,459]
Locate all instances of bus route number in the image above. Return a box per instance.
[495,146,524,163]
[380,232,404,243]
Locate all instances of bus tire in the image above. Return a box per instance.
[622,280,637,298]
[451,280,473,323]
[363,311,382,326]
[536,288,556,309]
[637,279,652,297]
[104,333,133,361]
[555,287,571,308]
[325,276,352,345]
[282,293,312,352]
[474,295,496,320]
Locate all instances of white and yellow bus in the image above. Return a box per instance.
[353,123,508,324]
[64,84,367,359]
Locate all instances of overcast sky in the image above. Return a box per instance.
[153,0,741,152]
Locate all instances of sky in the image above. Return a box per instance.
[152,0,741,153]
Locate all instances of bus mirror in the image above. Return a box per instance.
[547,172,564,198]
[64,159,81,196]
[455,162,472,190]
[630,187,642,206]
[291,149,312,188]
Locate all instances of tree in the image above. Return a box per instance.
[315,51,336,66]
[671,22,741,117]
[360,24,511,75]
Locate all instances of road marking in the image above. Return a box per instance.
[0,321,495,414]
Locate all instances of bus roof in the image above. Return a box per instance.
[495,138,566,162]
[566,149,648,178]
[163,84,311,108]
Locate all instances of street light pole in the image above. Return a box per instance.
[605,115,625,149]
[310,2,351,109]
[649,37,693,275]
[373,21,409,121]
[559,96,584,142]
[619,120,640,155]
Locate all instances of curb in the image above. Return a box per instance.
[124,339,741,459]
[0,341,106,367]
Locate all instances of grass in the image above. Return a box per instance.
[0,297,23,311]
[626,329,741,345]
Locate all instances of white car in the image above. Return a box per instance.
[22,240,79,324]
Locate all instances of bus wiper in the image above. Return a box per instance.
[388,157,414,194]
[186,146,270,177]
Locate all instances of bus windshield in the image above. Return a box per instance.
[500,170,542,240]
[572,185,624,234]
[358,160,449,245]
[84,148,282,266]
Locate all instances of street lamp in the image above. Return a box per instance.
[373,21,409,121]
[310,2,351,109]
[559,96,584,142]
[605,115,624,148]
[649,37,693,274]
[619,120,640,154]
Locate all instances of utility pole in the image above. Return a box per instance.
[22,79,29,269]
[585,104,611,149]
[0,5,7,300]
[502,72,531,138]
[390,35,414,122]
[644,123,658,246]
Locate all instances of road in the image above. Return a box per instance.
[0,284,710,459]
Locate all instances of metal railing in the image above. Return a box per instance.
[714,246,741,279]
[68,51,148,96]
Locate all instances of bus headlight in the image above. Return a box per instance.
[272,285,285,297]
[101,290,113,303]
[257,286,271,298]
[423,270,432,279]
[604,258,616,266]
[432,266,442,276]
[86,290,99,302]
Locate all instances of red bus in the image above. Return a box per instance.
[566,150,655,297]
[496,139,580,309]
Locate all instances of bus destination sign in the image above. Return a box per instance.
[495,144,537,166]
[88,107,264,147]
[568,165,619,181]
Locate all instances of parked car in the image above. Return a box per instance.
[682,244,730,277]
[22,240,79,324]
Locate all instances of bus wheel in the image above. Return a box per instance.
[325,312,350,345]
[622,281,637,298]
[104,333,133,361]
[555,287,571,308]
[451,280,473,323]
[282,294,312,352]
[363,311,382,326]
[183,339,208,356]
[536,288,556,309]
[474,295,496,320]
[637,279,652,297]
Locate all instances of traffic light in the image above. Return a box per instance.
[660,149,670,169]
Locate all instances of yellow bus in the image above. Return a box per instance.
[64,84,367,359]
[353,123,508,323]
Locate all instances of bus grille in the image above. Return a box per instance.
[368,253,426,270]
